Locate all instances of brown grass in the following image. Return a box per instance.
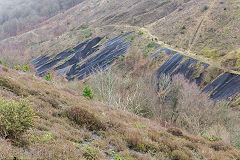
[66,107,106,131]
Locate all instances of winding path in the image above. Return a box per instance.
[102,23,240,75]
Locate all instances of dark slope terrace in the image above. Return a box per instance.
[153,47,240,101]
[32,33,131,80]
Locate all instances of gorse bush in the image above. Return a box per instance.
[0,98,35,140]
[83,86,93,99]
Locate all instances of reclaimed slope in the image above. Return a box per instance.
[154,47,240,101]
[32,33,131,80]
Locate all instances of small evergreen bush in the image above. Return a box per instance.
[83,86,93,99]
[23,65,30,72]
[45,71,52,81]
[0,98,35,140]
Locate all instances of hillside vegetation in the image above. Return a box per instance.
[0,0,240,159]
[0,65,239,159]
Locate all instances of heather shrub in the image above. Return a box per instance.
[66,107,105,131]
[0,98,35,140]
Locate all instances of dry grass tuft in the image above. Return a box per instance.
[171,150,189,160]
[66,107,106,131]
[0,76,29,96]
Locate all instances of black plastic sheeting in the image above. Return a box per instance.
[32,33,131,80]
[156,54,209,86]
[202,73,240,100]
[67,37,130,80]
[156,52,240,100]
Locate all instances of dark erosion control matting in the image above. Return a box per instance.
[156,53,209,86]
[32,33,131,80]
[154,49,240,101]
[202,73,240,100]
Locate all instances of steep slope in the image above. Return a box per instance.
[0,0,239,71]
[0,66,240,160]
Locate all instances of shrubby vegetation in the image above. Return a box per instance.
[0,66,239,159]
[0,98,35,140]
[82,86,93,99]
[0,0,84,40]
[44,71,53,81]
[89,69,156,117]
[156,74,239,145]
[14,64,29,72]
[88,69,240,147]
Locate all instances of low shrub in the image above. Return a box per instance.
[0,76,30,96]
[137,31,143,35]
[200,133,222,142]
[82,86,93,99]
[23,65,30,72]
[0,98,35,140]
[167,128,183,137]
[44,71,53,81]
[199,49,223,59]
[82,146,100,160]
[171,150,189,160]
[66,107,105,131]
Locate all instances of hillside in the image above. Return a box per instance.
[0,0,240,159]
[0,0,239,70]
[0,65,240,159]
